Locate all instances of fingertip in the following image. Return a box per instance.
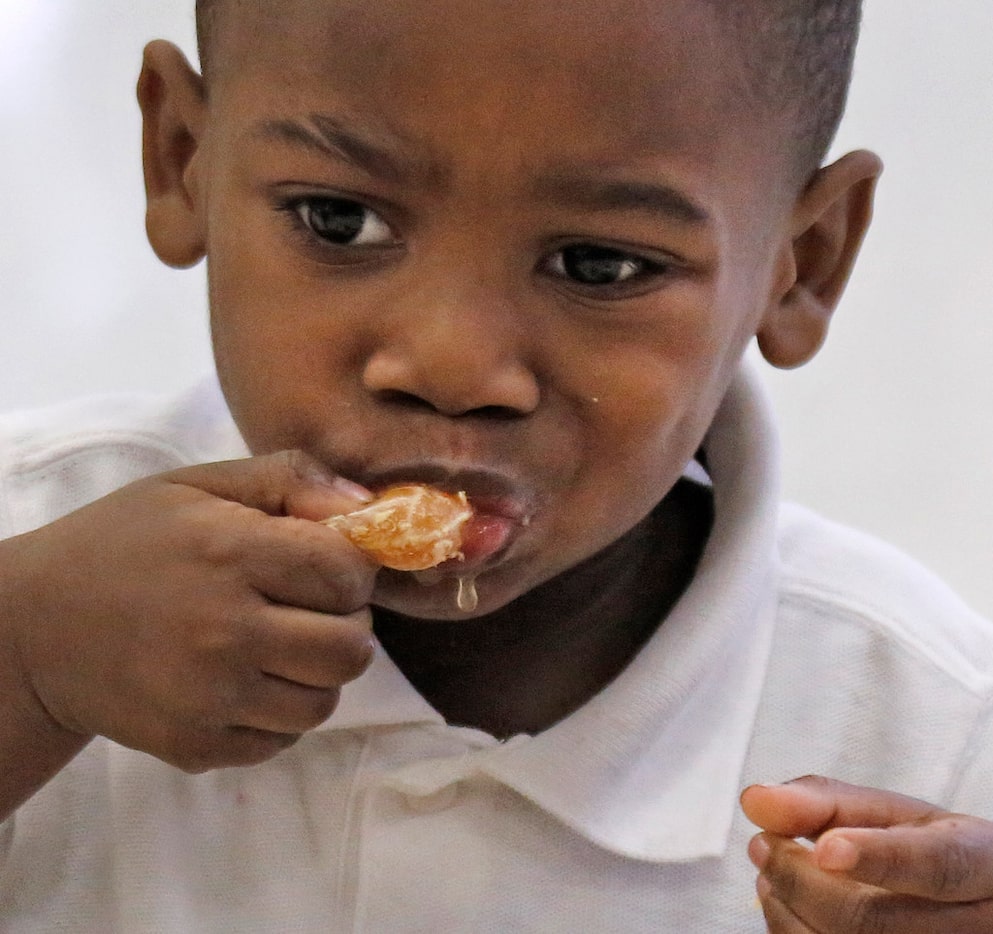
[747,832,772,870]
[740,780,791,810]
[740,781,775,804]
[281,452,373,522]
[739,779,837,837]
[816,832,860,872]
[290,450,371,497]
[315,473,375,507]
[740,783,775,825]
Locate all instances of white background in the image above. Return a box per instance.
[1,1,991,614]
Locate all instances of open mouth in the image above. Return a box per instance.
[337,461,538,573]
[450,508,525,566]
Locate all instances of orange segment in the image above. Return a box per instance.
[323,484,473,571]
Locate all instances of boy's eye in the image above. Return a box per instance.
[294,197,395,246]
[547,244,664,288]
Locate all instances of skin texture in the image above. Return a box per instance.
[133,0,881,738]
[5,14,945,924]
[143,0,878,622]
[742,777,993,932]
[0,452,378,816]
[132,6,993,926]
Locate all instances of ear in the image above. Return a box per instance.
[137,40,207,269]
[757,150,883,369]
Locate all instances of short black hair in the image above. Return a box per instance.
[713,0,862,181]
[194,0,860,181]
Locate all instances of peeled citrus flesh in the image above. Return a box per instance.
[323,484,474,571]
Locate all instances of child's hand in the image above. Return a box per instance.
[1,451,378,774]
[741,775,993,932]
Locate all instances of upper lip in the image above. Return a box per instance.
[349,461,536,521]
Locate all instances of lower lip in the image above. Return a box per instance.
[455,513,520,565]
[403,513,520,601]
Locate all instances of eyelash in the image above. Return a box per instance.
[279,194,676,295]
[282,196,399,252]
[541,243,673,297]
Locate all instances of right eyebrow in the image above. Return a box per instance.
[251,115,410,185]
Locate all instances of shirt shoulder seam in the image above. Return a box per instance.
[777,573,993,699]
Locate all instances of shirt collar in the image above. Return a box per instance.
[212,366,781,862]
[474,365,783,861]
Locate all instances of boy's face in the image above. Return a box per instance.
[160,0,812,618]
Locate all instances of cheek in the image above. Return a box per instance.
[204,205,372,452]
[208,275,348,454]
[546,340,722,544]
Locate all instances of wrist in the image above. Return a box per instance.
[0,534,92,818]
[0,532,90,740]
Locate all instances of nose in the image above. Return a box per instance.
[362,287,541,418]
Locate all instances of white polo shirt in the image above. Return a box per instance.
[2,369,992,932]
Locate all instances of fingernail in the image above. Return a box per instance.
[327,476,374,505]
[748,834,771,870]
[304,470,373,508]
[818,834,860,872]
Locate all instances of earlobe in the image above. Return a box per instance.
[758,150,884,369]
[137,40,207,269]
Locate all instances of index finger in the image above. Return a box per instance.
[741,775,944,839]
[167,449,372,521]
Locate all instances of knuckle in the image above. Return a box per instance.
[873,838,906,889]
[297,688,342,728]
[268,449,318,504]
[232,728,301,766]
[192,619,253,678]
[932,829,975,899]
[299,538,376,609]
[787,773,834,792]
[333,626,376,681]
[171,728,299,772]
[217,666,273,718]
[843,894,888,934]
[190,504,253,569]
[169,735,226,774]
[771,869,799,910]
[280,448,316,481]
[176,757,214,776]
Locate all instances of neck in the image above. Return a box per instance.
[373,478,714,738]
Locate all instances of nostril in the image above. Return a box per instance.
[372,389,526,420]
[363,348,540,418]
[373,389,438,411]
[468,405,527,421]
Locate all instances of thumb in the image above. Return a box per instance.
[740,775,943,839]
[165,450,373,521]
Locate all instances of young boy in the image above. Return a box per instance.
[1,0,992,930]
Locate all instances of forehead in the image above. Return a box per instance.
[212,0,739,118]
[207,0,791,205]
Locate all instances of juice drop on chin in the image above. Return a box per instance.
[456,575,479,613]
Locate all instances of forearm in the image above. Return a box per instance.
[0,535,91,822]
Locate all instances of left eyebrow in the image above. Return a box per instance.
[531,173,711,226]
